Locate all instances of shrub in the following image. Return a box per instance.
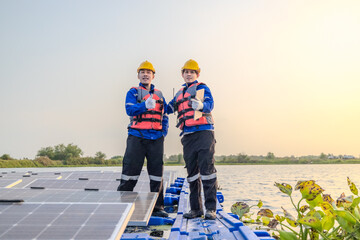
[34,156,56,167]
[231,178,360,239]
[0,154,12,160]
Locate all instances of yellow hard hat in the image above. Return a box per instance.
[181,59,200,73]
[137,61,155,73]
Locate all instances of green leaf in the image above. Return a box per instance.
[282,207,298,227]
[336,215,354,233]
[231,202,250,219]
[309,229,319,240]
[261,216,270,226]
[351,197,360,209]
[347,177,359,196]
[275,214,285,222]
[321,215,335,231]
[299,205,309,213]
[320,202,336,217]
[306,209,317,217]
[279,231,298,240]
[354,207,360,220]
[295,180,315,190]
[298,216,322,231]
[300,182,324,201]
[275,182,293,196]
[335,210,357,224]
[306,194,323,208]
[336,193,353,208]
[257,208,274,218]
[322,194,335,204]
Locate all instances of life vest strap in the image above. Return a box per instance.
[177,108,194,119]
[144,110,162,115]
[174,96,192,111]
[136,118,161,123]
[176,115,193,128]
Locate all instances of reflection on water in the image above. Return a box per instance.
[1,164,359,216]
[215,164,360,215]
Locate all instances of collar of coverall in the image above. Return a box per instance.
[139,82,155,93]
[183,80,198,89]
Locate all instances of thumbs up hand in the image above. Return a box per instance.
[145,95,156,109]
[191,98,203,111]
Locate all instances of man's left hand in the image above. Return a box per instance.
[191,98,204,111]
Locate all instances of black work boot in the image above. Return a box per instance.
[152,209,169,218]
[204,210,216,220]
[183,210,203,219]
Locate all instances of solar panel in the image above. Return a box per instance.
[25,178,169,194]
[0,179,22,188]
[0,172,69,189]
[0,202,134,240]
[64,170,176,189]
[0,188,157,226]
[0,171,72,179]
[26,179,116,191]
[65,171,121,181]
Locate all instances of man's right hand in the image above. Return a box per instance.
[145,95,156,109]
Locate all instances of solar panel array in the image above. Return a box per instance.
[0,184,158,226]
[0,202,134,240]
[0,169,177,240]
[0,169,175,191]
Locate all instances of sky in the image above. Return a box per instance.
[1,0,360,159]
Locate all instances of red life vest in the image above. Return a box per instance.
[174,82,214,130]
[129,86,164,131]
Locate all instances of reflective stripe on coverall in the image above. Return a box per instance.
[118,134,165,210]
[181,130,217,211]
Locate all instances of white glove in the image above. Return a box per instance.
[191,98,204,111]
[145,95,156,109]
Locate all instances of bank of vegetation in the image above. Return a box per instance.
[0,144,122,168]
[1,144,359,168]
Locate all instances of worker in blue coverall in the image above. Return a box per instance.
[167,59,217,220]
[118,61,169,217]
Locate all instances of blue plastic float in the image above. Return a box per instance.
[121,177,275,240]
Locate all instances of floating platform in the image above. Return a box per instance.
[0,170,275,240]
[122,178,275,240]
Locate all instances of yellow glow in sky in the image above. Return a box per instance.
[0,1,359,158]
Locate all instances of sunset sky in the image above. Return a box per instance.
[1,1,359,159]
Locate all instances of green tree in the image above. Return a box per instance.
[266,152,275,160]
[38,143,83,161]
[37,147,55,159]
[95,151,106,160]
[319,152,327,160]
[0,154,12,160]
[236,153,249,163]
[53,144,67,160]
[177,153,184,164]
[166,154,184,164]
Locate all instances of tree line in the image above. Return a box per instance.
[0,144,122,168]
[1,147,359,168]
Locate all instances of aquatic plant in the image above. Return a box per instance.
[231,177,360,239]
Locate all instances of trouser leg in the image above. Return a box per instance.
[145,136,165,211]
[118,135,145,191]
[182,134,203,211]
[198,131,217,211]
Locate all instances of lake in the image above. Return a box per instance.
[1,164,359,216]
